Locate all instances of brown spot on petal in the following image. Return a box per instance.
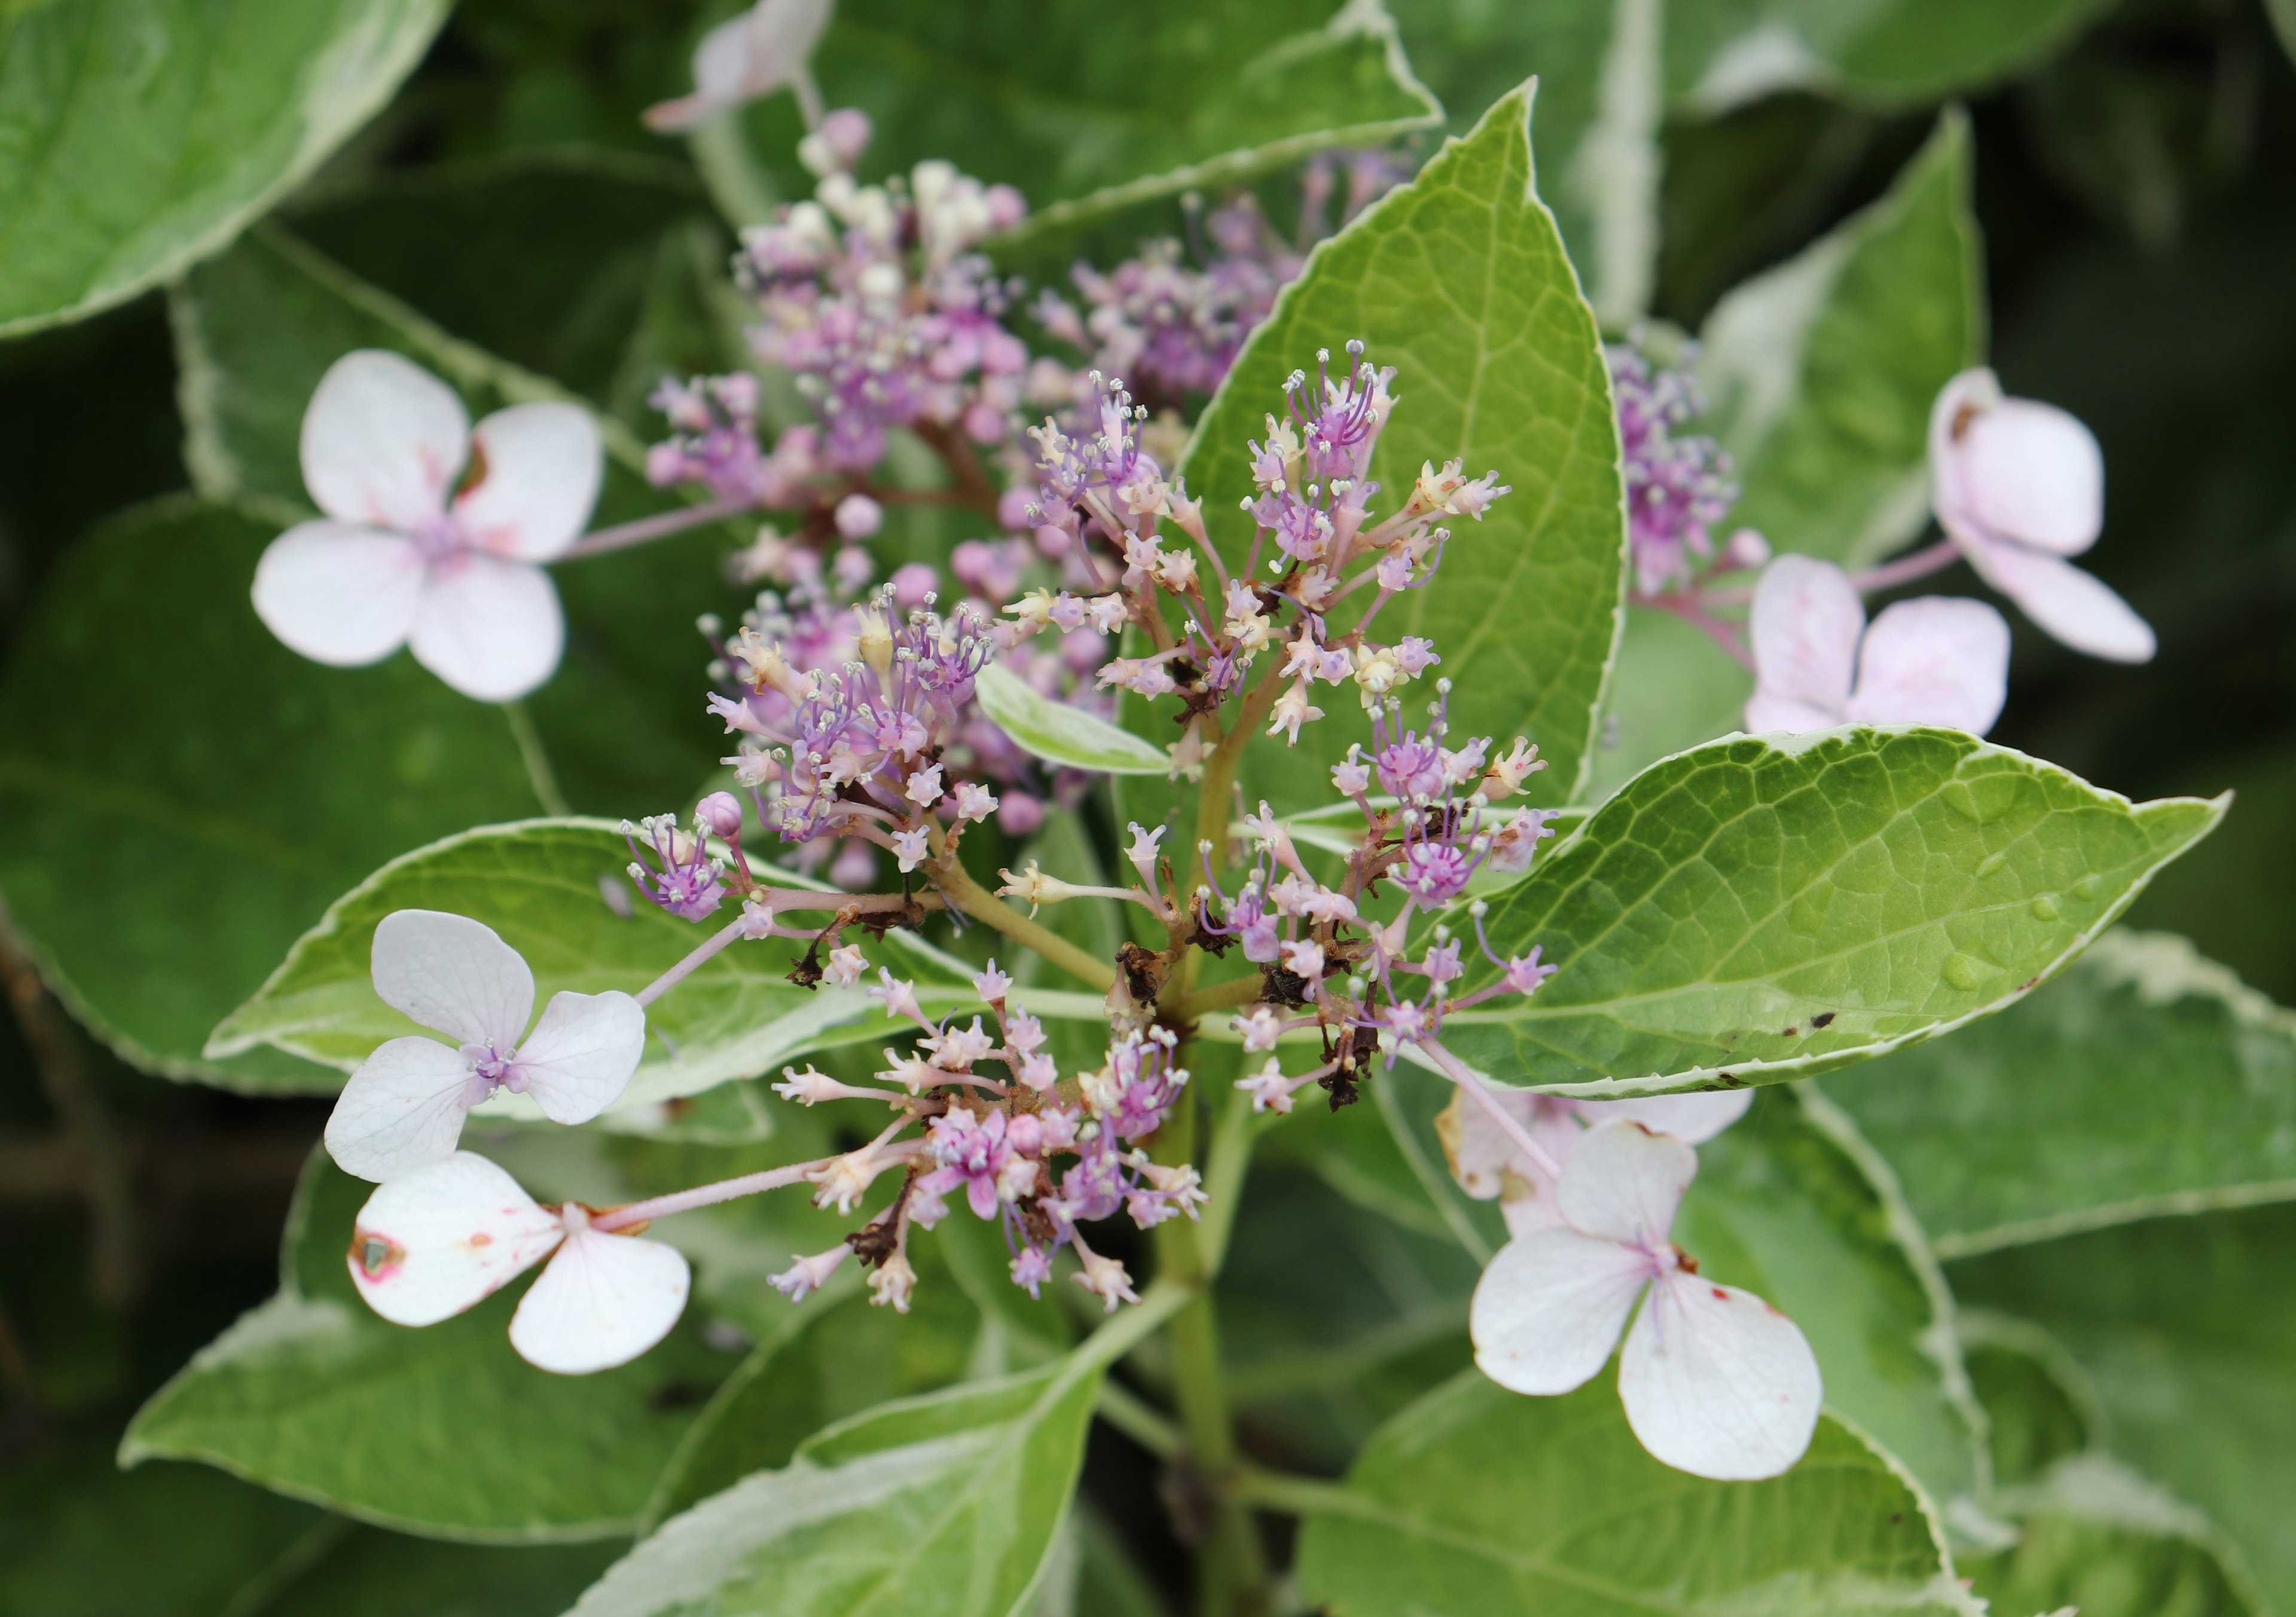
[351,1230,405,1280]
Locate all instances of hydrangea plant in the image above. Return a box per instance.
[3,2,2289,1615]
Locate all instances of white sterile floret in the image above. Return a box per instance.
[1439,1087,1752,1236]
[323,910,644,1182]
[252,352,603,701]
[1745,555,2010,737]
[1928,367,2154,663]
[347,1152,689,1375]
[1468,1120,1820,1480]
[641,0,831,132]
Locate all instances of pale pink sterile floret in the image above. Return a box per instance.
[252,350,603,701]
[1928,367,2154,664]
[323,910,645,1182]
[1468,1120,1821,1480]
[347,1151,690,1374]
[642,0,830,132]
[1745,554,2010,737]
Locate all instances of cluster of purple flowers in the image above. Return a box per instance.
[772,966,1205,1311]
[1606,339,1755,596]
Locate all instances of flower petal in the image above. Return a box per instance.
[509,1224,691,1374]
[1470,1227,1650,1395]
[372,909,535,1051]
[1966,540,2156,665]
[1558,1120,1696,1249]
[251,522,424,667]
[323,1035,478,1181]
[1619,1270,1823,1480]
[408,553,566,702]
[641,0,829,132]
[1579,1089,1754,1145]
[1747,554,1861,730]
[509,991,646,1124]
[454,403,602,562]
[346,1152,564,1326]
[1956,397,2103,558]
[1847,595,2010,735]
[1741,692,1843,736]
[301,350,468,531]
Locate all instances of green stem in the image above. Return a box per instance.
[933,858,1116,992]
[686,111,780,228]
[1155,1088,1271,1617]
[1228,1463,1357,1519]
[1171,973,1265,1023]
[501,700,570,816]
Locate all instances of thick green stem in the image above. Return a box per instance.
[1153,1087,1269,1617]
[1171,973,1265,1023]
[932,857,1117,992]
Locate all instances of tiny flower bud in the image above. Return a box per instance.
[694,791,744,839]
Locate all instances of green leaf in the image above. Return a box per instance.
[205,818,969,1111]
[640,1277,985,1530]
[1696,111,1984,570]
[122,1150,740,1541]
[565,1315,1162,1617]
[1827,930,2296,1259]
[1440,727,2224,1095]
[1963,1459,2268,1617]
[799,0,1440,249]
[0,498,540,1088]
[1956,1323,2266,1617]
[1293,1370,1978,1615]
[977,664,1171,776]
[1164,81,1628,814]
[1947,1202,2296,1613]
[0,0,450,337]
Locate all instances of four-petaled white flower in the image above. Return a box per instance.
[1470,1119,1821,1481]
[324,910,645,1181]
[348,1151,689,1374]
[1929,367,2154,664]
[1745,554,2010,736]
[253,350,602,701]
[642,0,831,132]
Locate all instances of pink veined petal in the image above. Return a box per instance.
[1742,691,1844,736]
[1558,1120,1697,1249]
[1619,1271,1824,1481]
[1470,1228,1652,1396]
[371,909,536,1051]
[346,1152,564,1327]
[408,553,567,702]
[509,1218,691,1374]
[1956,398,2103,557]
[323,1036,479,1182]
[454,403,603,562]
[1747,554,1862,726]
[301,350,469,531]
[1847,596,2011,735]
[1581,1089,1754,1146]
[1964,540,2157,665]
[509,991,646,1124]
[251,522,424,667]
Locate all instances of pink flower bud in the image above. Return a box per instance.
[984,184,1026,230]
[997,791,1045,836]
[694,791,744,839]
[997,487,1034,531]
[834,493,884,539]
[1006,1113,1044,1156]
[890,563,939,609]
[1721,528,1772,571]
[817,107,873,168]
